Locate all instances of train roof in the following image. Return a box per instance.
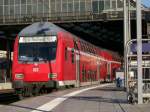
[19,22,65,36]
[18,22,121,58]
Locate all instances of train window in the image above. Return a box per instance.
[87,70,90,81]
[71,49,74,63]
[82,65,86,82]
[65,47,68,60]
[84,69,87,82]
[73,40,79,50]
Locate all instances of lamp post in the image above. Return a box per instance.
[136,0,143,104]
[124,0,128,89]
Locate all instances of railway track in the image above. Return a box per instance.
[0,93,19,104]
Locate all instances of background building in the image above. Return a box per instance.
[0,0,138,24]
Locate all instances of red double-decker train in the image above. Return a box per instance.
[12,22,121,96]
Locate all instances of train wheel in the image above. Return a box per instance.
[18,94,24,100]
[16,88,24,100]
[32,86,39,96]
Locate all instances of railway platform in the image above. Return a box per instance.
[0,83,150,112]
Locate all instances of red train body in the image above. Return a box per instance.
[12,22,121,95]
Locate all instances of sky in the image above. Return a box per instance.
[142,0,150,7]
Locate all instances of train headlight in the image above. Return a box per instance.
[15,74,24,79]
[48,73,57,79]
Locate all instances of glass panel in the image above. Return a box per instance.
[27,0,31,4]
[21,4,26,14]
[38,1,43,14]
[56,0,61,12]
[44,0,50,13]
[74,0,79,12]
[0,6,3,16]
[27,5,32,14]
[80,2,85,12]
[10,5,15,16]
[4,6,9,15]
[85,1,91,12]
[117,0,122,8]
[4,0,9,5]
[68,2,73,12]
[62,0,67,12]
[99,0,104,11]
[92,1,98,13]
[32,0,37,14]
[105,0,110,10]
[0,1,3,5]
[51,0,56,12]
[15,0,21,5]
[112,0,116,9]
[21,0,26,4]
[10,0,15,5]
[15,5,20,15]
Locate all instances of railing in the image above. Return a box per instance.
[0,10,149,25]
[126,39,150,103]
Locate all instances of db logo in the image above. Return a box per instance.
[33,67,39,72]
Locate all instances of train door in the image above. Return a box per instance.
[97,60,100,83]
[75,54,80,87]
[107,62,111,81]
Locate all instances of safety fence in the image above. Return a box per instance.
[126,39,150,103]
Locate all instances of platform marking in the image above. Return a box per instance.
[31,84,111,112]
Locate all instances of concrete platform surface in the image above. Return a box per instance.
[0,84,150,112]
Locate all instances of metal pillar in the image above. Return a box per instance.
[136,0,143,104]
[124,0,128,89]
[128,0,131,40]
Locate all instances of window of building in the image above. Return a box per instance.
[112,0,116,9]
[105,0,110,10]
[44,0,50,14]
[21,0,26,4]
[99,0,104,11]
[0,6,3,16]
[51,0,56,12]
[74,0,79,12]
[117,0,123,8]
[68,1,73,12]
[92,1,98,13]
[4,0,9,5]
[4,6,9,15]
[32,0,38,14]
[62,0,67,12]
[15,5,20,15]
[80,1,85,13]
[15,0,20,5]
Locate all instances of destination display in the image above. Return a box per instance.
[19,36,57,43]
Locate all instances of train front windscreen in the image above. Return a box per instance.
[18,36,57,62]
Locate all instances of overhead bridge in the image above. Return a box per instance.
[0,11,150,25]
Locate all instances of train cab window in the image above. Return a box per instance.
[65,47,68,60]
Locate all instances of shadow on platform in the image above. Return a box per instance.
[69,96,127,104]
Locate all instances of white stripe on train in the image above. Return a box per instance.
[67,47,121,64]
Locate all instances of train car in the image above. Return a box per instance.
[12,22,121,96]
